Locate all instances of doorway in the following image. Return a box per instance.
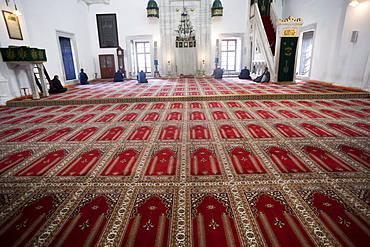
[59,37,76,80]
[298,31,314,78]
[99,55,115,79]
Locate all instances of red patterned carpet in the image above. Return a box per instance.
[7,78,369,107]
[45,78,363,98]
[0,78,370,246]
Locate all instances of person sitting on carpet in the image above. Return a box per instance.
[49,75,67,93]
[213,67,224,79]
[113,69,124,82]
[137,70,148,83]
[78,68,89,84]
[238,66,252,79]
[253,66,270,83]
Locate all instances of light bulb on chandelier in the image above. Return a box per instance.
[13,0,22,16]
[175,0,196,48]
[349,0,359,7]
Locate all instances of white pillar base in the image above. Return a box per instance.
[0,70,13,106]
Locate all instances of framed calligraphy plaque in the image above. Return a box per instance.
[96,14,119,48]
[283,29,297,36]
[2,10,23,40]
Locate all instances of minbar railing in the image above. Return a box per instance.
[250,3,275,80]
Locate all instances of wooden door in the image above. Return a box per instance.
[99,54,115,79]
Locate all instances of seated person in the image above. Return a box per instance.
[179,74,194,78]
[137,70,148,83]
[113,69,124,82]
[78,68,89,84]
[49,75,67,93]
[238,66,251,79]
[253,67,270,83]
[213,67,224,79]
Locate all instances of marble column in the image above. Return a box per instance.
[25,63,40,99]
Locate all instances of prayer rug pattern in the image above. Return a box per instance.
[1,83,370,246]
[7,78,369,107]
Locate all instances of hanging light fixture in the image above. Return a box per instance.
[13,0,22,16]
[175,0,196,48]
[349,0,359,7]
[147,0,159,18]
[211,0,223,17]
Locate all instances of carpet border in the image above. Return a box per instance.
[6,93,370,107]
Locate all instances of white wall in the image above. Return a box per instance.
[211,0,249,71]
[272,0,283,18]
[87,0,161,78]
[0,0,250,103]
[282,0,370,90]
[0,0,94,102]
[22,0,94,82]
[335,0,370,90]
[3,0,366,105]
[0,0,33,103]
[87,0,249,78]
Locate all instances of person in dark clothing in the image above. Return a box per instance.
[137,70,148,83]
[253,66,270,83]
[78,68,89,84]
[238,66,252,79]
[213,67,224,79]
[49,75,67,93]
[113,70,124,82]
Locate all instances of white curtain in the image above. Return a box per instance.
[175,47,197,75]
[299,31,314,76]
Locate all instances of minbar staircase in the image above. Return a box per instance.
[261,16,276,55]
[33,64,52,95]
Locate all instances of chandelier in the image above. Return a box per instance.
[175,1,196,48]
